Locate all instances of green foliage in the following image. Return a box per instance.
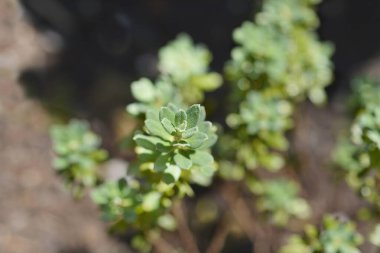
[349,77,380,113]
[49,0,347,251]
[127,78,178,116]
[225,91,292,171]
[334,77,380,207]
[134,104,217,186]
[370,224,380,247]
[217,0,328,225]
[225,0,333,105]
[91,178,177,232]
[247,178,310,225]
[50,120,108,195]
[158,34,222,104]
[280,215,363,253]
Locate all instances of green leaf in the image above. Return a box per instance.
[161,118,176,134]
[174,152,192,169]
[174,109,187,130]
[133,134,158,150]
[142,192,161,212]
[187,132,208,149]
[157,214,177,231]
[134,134,170,147]
[159,106,175,123]
[126,103,147,115]
[163,165,181,184]
[144,119,172,140]
[198,133,217,149]
[131,78,156,102]
[199,166,215,177]
[182,127,198,139]
[191,73,222,91]
[186,104,201,129]
[190,150,214,166]
[154,154,170,171]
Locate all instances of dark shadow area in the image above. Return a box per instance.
[319,0,380,95]
[18,0,380,119]
[19,0,254,121]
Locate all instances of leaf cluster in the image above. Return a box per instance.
[334,78,380,207]
[158,34,222,104]
[225,0,333,105]
[134,104,217,186]
[247,178,310,226]
[224,91,293,171]
[50,120,108,195]
[280,215,363,253]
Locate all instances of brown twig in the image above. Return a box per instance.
[172,201,200,253]
[205,213,231,253]
[222,182,265,253]
[148,232,176,253]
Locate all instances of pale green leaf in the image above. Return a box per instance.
[191,73,222,91]
[163,165,181,184]
[190,150,214,166]
[186,104,201,129]
[144,119,172,140]
[174,109,187,130]
[142,192,161,212]
[174,152,192,169]
[161,118,176,134]
[187,132,208,149]
[159,106,175,123]
[182,127,198,139]
[131,78,156,102]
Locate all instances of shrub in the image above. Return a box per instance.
[50,0,380,252]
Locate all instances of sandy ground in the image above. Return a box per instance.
[0,1,129,252]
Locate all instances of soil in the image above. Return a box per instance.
[0,1,129,252]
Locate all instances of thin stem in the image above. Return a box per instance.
[147,232,176,253]
[222,183,265,253]
[173,201,200,253]
[205,213,231,253]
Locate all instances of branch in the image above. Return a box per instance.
[172,201,200,253]
[205,213,230,253]
[148,232,176,253]
[222,183,265,253]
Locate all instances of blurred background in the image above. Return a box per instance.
[1,0,380,252]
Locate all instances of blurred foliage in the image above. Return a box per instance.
[50,120,108,196]
[370,224,380,247]
[158,34,222,104]
[92,178,177,233]
[225,91,293,171]
[225,0,333,105]
[217,0,333,226]
[280,215,363,253]
[247,178,310,226]
[334,77,380,208]
[349,76,380,113]
[127,78,179,117]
